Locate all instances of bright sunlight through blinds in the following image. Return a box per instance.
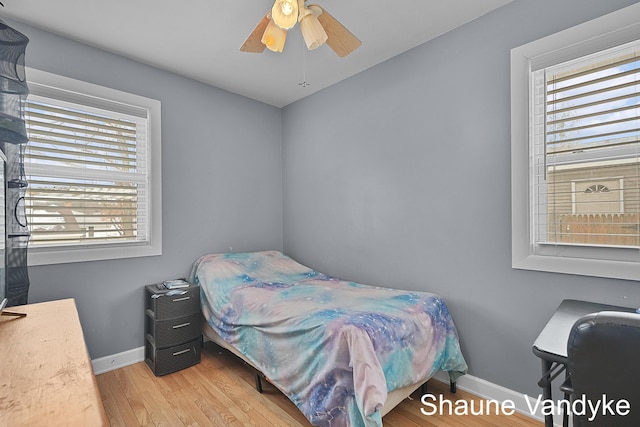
[533,40,640,250]
[24,94,149,247]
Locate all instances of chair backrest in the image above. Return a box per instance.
[567,310,640,426]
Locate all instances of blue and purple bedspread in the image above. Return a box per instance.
[189,250,467,427]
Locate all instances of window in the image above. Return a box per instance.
[574,179,621,215]
[24,69,162,265]
[511,3,640,280]
[584,184,610,194]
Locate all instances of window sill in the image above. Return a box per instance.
[512,253,640,281]
[27,241,162,266]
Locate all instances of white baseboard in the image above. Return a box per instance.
[92,346,145,375]
[91,348,558,425]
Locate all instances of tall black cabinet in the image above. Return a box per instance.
[0,20,30,307]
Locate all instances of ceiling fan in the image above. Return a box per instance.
[240,0,361,57]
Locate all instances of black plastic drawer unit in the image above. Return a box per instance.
[144,282,202,376]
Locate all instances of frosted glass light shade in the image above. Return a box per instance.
[271,0,298,30]
[299,9,327,50]
[261,19,287,52]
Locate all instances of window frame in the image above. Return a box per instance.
[510,3,640,280]
[24,68,162,265]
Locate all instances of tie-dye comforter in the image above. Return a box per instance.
[189,251,467,427]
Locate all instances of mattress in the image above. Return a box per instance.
[201,322,420,418]
[189,250,467,427]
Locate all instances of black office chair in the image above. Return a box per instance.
[561,311,640,427]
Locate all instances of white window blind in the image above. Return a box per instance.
[24,94,149,247]
[532,40,640,255]
[511,3,640,280]
[20,69,161,266]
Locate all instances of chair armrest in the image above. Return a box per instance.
[559,376,573,395]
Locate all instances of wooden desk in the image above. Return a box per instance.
[0,298,107,426]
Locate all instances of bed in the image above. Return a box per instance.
[189,250,467,427]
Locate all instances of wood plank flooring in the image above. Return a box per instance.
[97,341,543,427]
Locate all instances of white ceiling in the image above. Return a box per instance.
[1,0,511,107]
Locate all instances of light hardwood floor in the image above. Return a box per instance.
[97,341,543,426]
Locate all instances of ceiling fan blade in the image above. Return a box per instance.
[240,13,270,53]
[312,6,361,57]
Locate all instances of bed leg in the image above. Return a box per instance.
[450,381,457,394]
[255,372,263,393]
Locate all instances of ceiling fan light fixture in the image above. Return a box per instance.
[271,0,298,30]
[299,8,328,51]
[241,1,360,57]
[261,19,287,52]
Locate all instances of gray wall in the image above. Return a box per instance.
[7,20,284,359]
[282,0,640,397]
